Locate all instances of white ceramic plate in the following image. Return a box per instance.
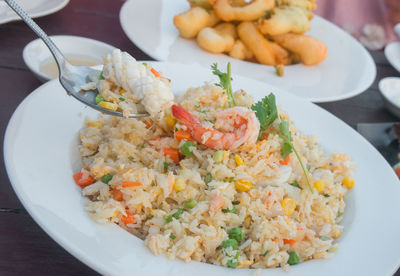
[23,35,116,82]
[4,62,400,276]
[385,42,400,73]
[119,0,376,103]
[0,0,69,24]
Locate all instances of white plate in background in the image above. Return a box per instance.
[4,62,399,276]
[0,0,69,24]
[119,0,376,103]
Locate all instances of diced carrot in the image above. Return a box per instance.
[73,171,94,187]
[121,181,142,188]
[210,194,225,212]
[145,121,152,128]
[113,189,123,201]
[283,239,296,246]
[260,132,269,140]
[174,130,192,142]
[395,166,400,178]
[297,227,303,231]
[279,156,290,165]
[122,210,135,224]
[150,137,161,141]
[163,148,180,164]
[151,68,160,78]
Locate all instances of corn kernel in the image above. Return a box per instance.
[238,260,253,266]
[119,88,126,94]
[281,197,296,216]
[342,176,354,189]
[234,154,244,166]
[174,178,186,192]
[223,151,229,161]
[314,179,327,193]
[235,179,253,192]
[87,120,103,128]
[166,113,177,130]
[98,101,119,111]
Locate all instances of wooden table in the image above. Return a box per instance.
[0,0,398,274]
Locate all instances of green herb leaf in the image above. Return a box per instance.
[221,239,238,250]
[222,205,237,214]
[99,71,105,80]
[227,259,238,268]
[291,181,300,188]
[101,174,113,184]
[181,141,195,157]
[172,209,184,219]
[320,235,330,241]
[142,62,148,66]
[119,97,126,101]
[263,250,269,256]
[165,215,172,223]
[324,193,330,197]
[251,93,278,138]
[204,173,212,185]
[211,63,236,107]
[163,161,169,170]
[170,234,176,240]
[95,94,104,104]
[287,251,299,265]
[228,227,244,242]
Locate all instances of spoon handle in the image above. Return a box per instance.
[4,0,67,72]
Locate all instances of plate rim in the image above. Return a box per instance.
[4,62,400,276]
[119,0,376,103]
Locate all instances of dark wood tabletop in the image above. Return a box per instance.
[0,0,399,275]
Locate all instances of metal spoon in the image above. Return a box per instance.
[5,0,148,118]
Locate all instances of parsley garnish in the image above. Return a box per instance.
[251,93,278,138]
[211,63,236,107]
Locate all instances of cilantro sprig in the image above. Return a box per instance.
[211,63,236,107]
[251,93,278,138]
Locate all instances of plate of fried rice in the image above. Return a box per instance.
[4,56,400,275]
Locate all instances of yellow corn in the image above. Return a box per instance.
[119,88,126,94]
[87,120,103,128]
[235,179,253,192]
[174,178,186,192]
[90,165,111,179]
[98,101,119,111]
[239,260,253,266]
[166,113,177,130]
[281,197,296,216]
[314,179,327,193]
[234,154,244,166]
[222,151,229,161]
[342,176,354,189]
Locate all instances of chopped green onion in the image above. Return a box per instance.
[170,234,176,240]
[181,141,195,157]
[262,250,269,256]
[101,174,113,184]
[95,94,104,104]
[320,235,330,241]
[221,239,238,250]
[172,209,184,219]
[204,173,212,185]
[288,252,299,265]
[99,72,105,80]
[222,205,237,214]
[324,193,330,197]
[227,259,238,268]
[228,227,244,242]
[201,110,207,114]
[165,215,173,223]
[142,62,148,66]
[163,161,169,170]
[119,97,126,101]
[185,199,198,209]
[291,181,300,188]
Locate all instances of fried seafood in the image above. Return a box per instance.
[173,7,219,38]
[214,0,274,21]
[238,22,290,65]
[197,23,236,53]
[229,40,253,60]
[276,0,316,11]
[258,6,312,35]
[187,0,217,9]
[273,33,327,65]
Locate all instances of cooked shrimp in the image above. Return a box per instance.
[210,193,225,212]
[171,104,260,150]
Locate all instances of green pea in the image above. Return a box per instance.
[101,174,113,184]
[221,239,238,250]
[227,259,238,268]
[181,141,195,157]
[229,227,244,242]
[288,251,299,265]
[95,94,104,104]
[204,173,212,184]
[213,150,224,163]
[185,199,198,209]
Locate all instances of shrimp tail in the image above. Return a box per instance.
[172,105,200,127]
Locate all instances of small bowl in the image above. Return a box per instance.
[384,42,400,73]
[379,77,400,119]
[23,35,115,82]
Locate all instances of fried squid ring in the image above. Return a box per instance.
[197,23,236,53]
[214,0,275,21]
[229,40,253,60]
[237,22,290,65]
[173,7,220,38]
[258,6,311,36]
[273,33,327,65]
